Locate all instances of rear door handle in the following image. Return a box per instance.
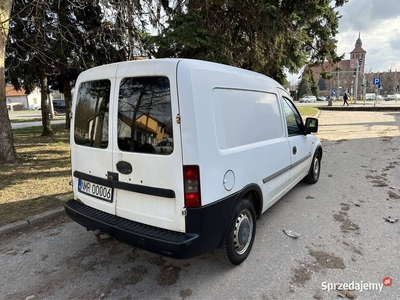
[116,161,132,175]
[292,146,297,155]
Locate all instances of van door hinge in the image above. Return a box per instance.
[176,114,181,124]
[182,208,187,216]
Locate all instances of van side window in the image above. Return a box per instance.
[74,80,111,148]
[117,77,173,155]
[283,98,303,135]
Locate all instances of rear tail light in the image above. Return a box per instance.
[183,165,201,208]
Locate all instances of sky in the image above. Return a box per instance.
[288,0,400,83]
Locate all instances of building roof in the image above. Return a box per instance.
[6,85,26,97]
[117,112,158,135]
[308,58,352,75]
[350,46,366,54]
[355,32,362,48]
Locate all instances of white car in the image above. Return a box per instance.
[365,93,376,100]
[154,139,173,154]
[299,95,317,103]
[385,94,398,101]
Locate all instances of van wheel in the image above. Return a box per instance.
[215,199,256,265]
[304,150,321,184]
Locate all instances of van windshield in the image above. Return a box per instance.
[117,76,173,155]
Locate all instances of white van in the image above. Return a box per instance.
[65,59,322,265]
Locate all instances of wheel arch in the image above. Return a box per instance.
[218,183,263,247]
[235,183,263,218]
[316,145,323,160]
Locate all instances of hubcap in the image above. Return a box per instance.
[313,157,320,179]
[233,209,253,255]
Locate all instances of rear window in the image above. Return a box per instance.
[74,80,111,148]
[117,76,173,155]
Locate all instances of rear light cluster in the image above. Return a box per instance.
[183,165,201,208]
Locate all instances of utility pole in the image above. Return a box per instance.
[354,58,362,104]
[337,66,340,100]
[362,74,367,106]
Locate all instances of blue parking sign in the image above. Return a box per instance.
[373,78,381,85]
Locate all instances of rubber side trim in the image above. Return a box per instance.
[74,171,175,198]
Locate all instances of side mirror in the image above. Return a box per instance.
[305,117,318,134]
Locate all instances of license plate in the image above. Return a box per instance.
[78,179,113,202]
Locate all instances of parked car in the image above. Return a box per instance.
[365,93,376,100]
[53,99,66,113]
[39,106,59,118]
[385,94,398,101]
[299,95,317,103]
[154,139,173,154]
[317,96,326,101]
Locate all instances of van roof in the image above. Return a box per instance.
[78,58,284,90]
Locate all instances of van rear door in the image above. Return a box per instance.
[72,65,117,215]
[111,61,186,233]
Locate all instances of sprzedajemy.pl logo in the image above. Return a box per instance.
[322,277,392,293]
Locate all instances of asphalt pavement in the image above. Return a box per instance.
[2,106,400,300]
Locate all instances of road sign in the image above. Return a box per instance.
[373,77,381,85]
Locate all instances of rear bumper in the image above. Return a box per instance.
[64,199,201,259]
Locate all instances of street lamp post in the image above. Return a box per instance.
[337,65,340,100]
[362,74,367,106]
[354,58,362,104]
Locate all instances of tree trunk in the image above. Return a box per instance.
[63,78,72,129]
[40,71,53,136]
[0,0,17,163]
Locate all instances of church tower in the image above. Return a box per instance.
[350,32,366,73]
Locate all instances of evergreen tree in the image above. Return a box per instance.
[318,77,327,91]
[151,0,348,84]
[297,77,311,98]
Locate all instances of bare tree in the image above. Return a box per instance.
[0,0,17,163]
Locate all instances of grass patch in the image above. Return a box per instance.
[0,124,72,227]
[10,116,66,123]
[298,106,319,117]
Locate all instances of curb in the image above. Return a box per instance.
[0,206,65,235]
[318,106,400,112]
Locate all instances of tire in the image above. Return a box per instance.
[303,150,321,184]
[215,199,256,265]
